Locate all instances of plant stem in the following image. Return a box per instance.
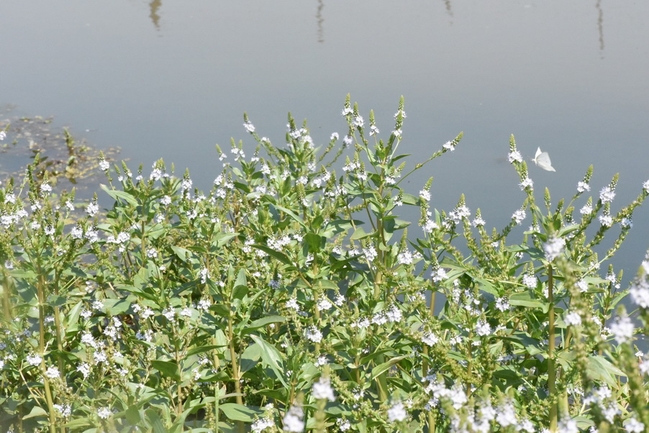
[547,264,557,431]
[37,270,56,433]
[227,312,245,433]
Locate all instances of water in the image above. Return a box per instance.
[2,0,648,278]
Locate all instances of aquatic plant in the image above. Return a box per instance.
[1,96,649,432]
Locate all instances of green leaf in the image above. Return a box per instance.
[351,227,370,240]
[509,292,546,310]
[219,403,262,422]
[250,335,288,388]
[145,408,167,433]
[305,232,325,253]
[587,355,626,387]
[124,405,142,425]
[171,246,193,262]
[23,405,47,419]
[46,294,67,307]
[252,244,293,266]
[187,344,227,357]
[245,315,286,332]
[240,343,261,373]
[103,298,132,316]
[370,355,408,379]
[151,360,180,381]
[101,184,139,206]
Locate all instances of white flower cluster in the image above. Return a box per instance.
[311,376,335,401]
[282,404,304,432]
[543,236,565,262]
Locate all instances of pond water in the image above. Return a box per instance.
[2,1,649,279]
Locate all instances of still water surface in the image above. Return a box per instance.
[2,1,649,277]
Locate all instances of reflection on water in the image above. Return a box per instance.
[442,0,453,17]
[149,0,162,30]
[316,0,324,43]
[596,0,605,56]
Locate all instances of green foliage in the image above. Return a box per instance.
[1,96,649,432]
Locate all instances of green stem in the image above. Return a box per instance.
[37,271,56,433]
[547,264,557,431]
[227,313,245,433]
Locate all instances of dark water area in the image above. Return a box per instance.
[2,1,649,285]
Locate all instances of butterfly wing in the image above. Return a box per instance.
[536,152,556,172]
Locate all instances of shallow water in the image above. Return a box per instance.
[2,0,648,278]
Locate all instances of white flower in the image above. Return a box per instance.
[442,140,455,151]
[0,130,6,140]
[519,177,534,191]
[495,297,510,312]
[243,121,255,133]
[558,417,579,433]
[431,268,447,283]
[337,419,351,431]
[97,407,112,420]
[149,168,162,181]
[341,107,353,116]
[599,186,616,203]
[316,298,332,312]
[422,332,439,346]
[363,246,377,262]
[330,132,339,141]
[472,216,486,227]
[286,298,300,312]
[45,366,60,379]
[512,209,526,225]
[387,401,407,423]
[523,274,538,289]
[598,214,613,227]
[54,404,71,418]
[580,203,593,215]
[508,150,523,163]
[353,115,364,128]
[305,326,323,343]
[543,237,565,262]
[495,400,517,427]
[386,305,402,323]
[643,180,649,193]
[609,315,634,344]
[577,181,591,193]
[86,201,99,217]
[397,250,413,265]
[576,279,589,292]
[40,183,52,194]
[77,362,91,379]
[26,354,42,366]
[625,417,645,433]
[343,135,353,147]
[99,159,110,171]
[312,377,335,401]
[251,417,274,432]
[475,320,492,336]
[630,280,649,308]
[419,189,431,202]
[199,267,209,284]
[422,219,438,233]
[282,404,305,432]
[565,311,582,326]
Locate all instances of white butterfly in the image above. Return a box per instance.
[532,147,556,172]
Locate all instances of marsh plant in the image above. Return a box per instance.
[1,96,649,432]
